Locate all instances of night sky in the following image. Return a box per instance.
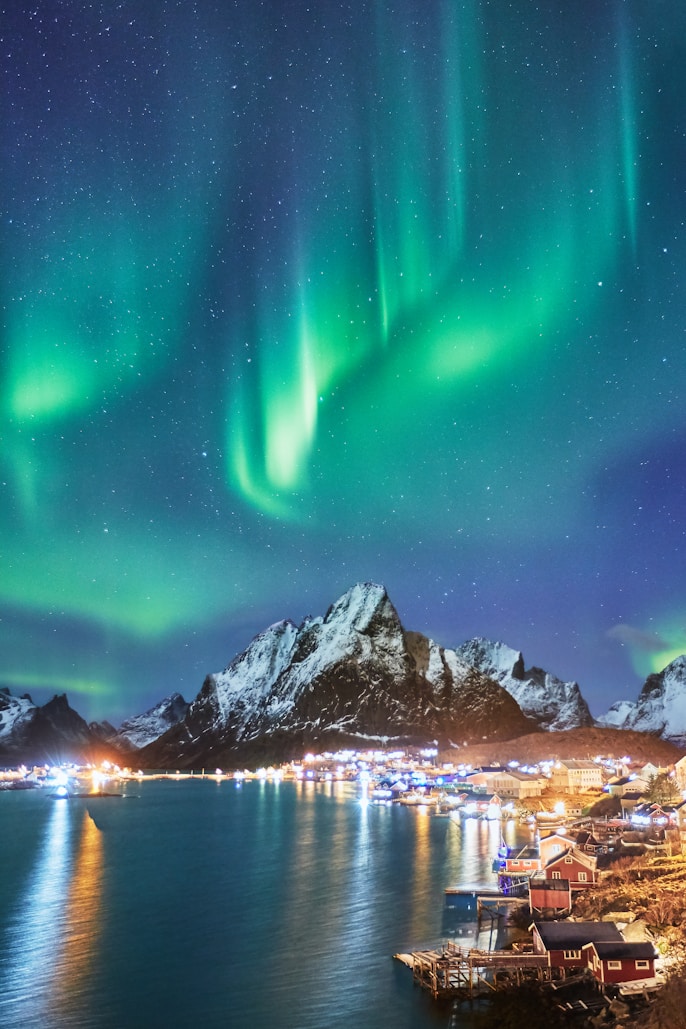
[3,1,686,726]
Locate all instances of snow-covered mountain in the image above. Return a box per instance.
[455,638,594,732]
[0,690,125,765]
[602,655,686,745]
[7,583,685,768]
[110,692,189,750]
[0,688,36,745]
[141,583,536,768]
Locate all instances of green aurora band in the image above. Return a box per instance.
[2,1,684,718]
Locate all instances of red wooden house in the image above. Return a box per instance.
[530,920,624,974]
[583,940,658,985]
[544,846,598,889]
[501,843,542,876]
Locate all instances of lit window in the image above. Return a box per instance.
[563,950,581,960]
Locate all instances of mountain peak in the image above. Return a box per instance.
[113,692,190,751]
[324,582,395,628]
[618,652,686,744]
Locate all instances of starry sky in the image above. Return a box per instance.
[3,1,686,727]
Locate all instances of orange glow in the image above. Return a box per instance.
[51,810,104,1019]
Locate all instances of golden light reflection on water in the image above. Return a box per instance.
[444,815,511,888]
[51,809,104,1021]
[0,801,105,1028]
[0,798,72,1025]
[407,804,432,924]
[273,780,384,991]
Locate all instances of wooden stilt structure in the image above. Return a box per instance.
[396,941,552,1001]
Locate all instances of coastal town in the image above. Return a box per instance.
[4,743,686,1026]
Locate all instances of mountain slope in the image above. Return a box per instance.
[0,691,125,766]
[0,689,36,746]
[621,655,686,745]
[455,638,594,731]
[437,726,684,771]
[111,692,189,750]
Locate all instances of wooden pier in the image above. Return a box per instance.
[395,941,552,1000]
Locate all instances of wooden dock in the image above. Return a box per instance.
[395,941,551,1000]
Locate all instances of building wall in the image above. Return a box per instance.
[596,959,654,984]
[546,853,596,888]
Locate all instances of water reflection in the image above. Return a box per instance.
[0,799,73,1026]
[444,815,504,888]
[0,799,107,1028]
[0,780,533,1029]
[407,804,432,925]
[51,810,104,1022]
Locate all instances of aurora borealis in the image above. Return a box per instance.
[3,1,686,725]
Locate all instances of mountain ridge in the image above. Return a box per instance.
[139,582,537,768]
[3,582,686,767]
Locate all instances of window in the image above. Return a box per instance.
[636,960,650,970]
[607,961,622,970]
[563,950,581,960]
[578,872,587,882]
[564,856,573,864]
[552,871,561,880]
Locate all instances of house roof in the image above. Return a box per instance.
[499,769,543,781]
[540,831,574,845]
[465,768,540,782]
[531,921,623,949]
[509,845,540,861]
[545,847,597,871]
[584,941,657,961]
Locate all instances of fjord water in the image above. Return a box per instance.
[0,780,523,1029]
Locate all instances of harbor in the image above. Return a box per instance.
[393,813,673,1027]
[395,885,537,1001]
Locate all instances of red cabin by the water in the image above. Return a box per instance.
[583,940,658,985]
[530,920,624,973]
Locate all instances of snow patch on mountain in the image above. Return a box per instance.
[114,692,189,750]
[0,689,36,742]
[595,700,637,729]
[455,637,593,731]
[621,655,686,744]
